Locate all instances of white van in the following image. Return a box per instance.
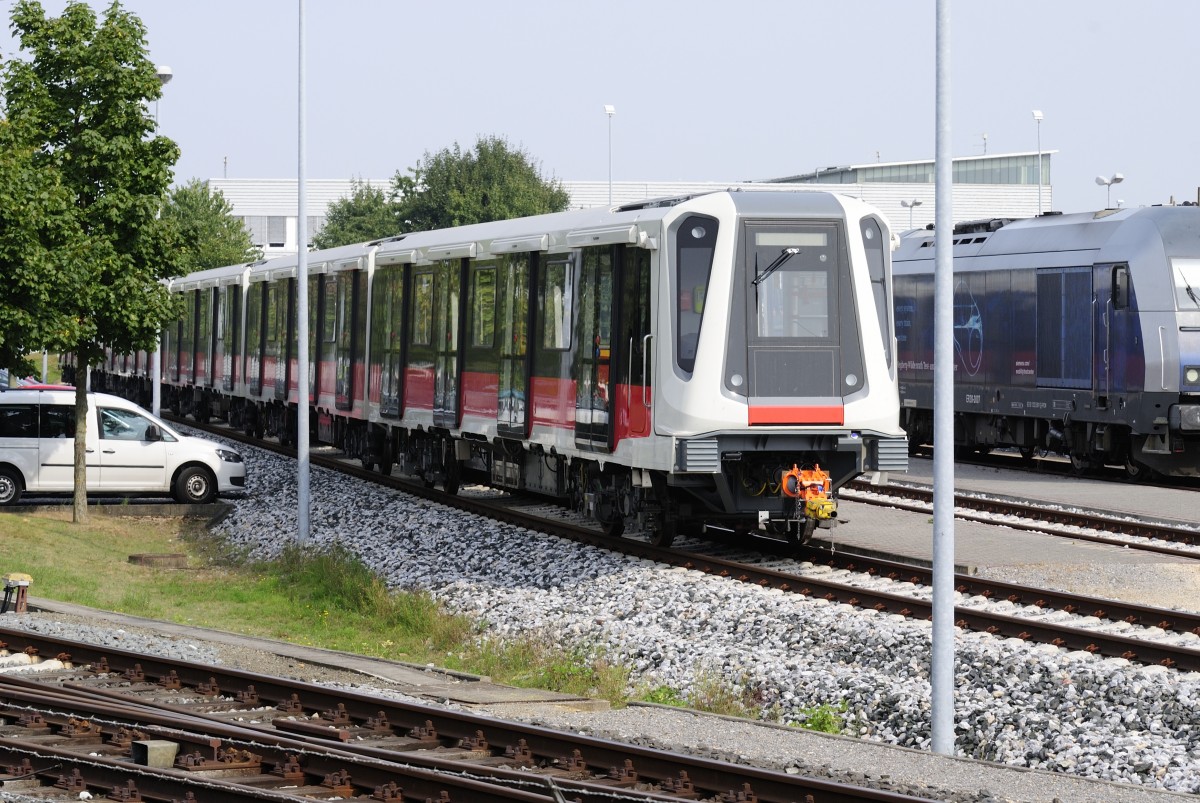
[0,387,246,506]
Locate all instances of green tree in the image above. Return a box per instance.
[0,129,89,376]
[312,178,400,249]
[161,179,261,271]
[392,135,571,231]
[2,0,185,522]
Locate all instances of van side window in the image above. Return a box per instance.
[40,405,75,439]
[0,405,37,438]
[99,408,158,441]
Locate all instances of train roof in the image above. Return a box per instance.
[167,189,882,292]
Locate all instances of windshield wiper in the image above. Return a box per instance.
[752,247,799,286]
[1176,266,1200,308]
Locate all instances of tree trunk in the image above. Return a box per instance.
[72,371,89,524]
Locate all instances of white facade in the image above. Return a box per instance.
[208,159,1051,256]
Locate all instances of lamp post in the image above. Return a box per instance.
[1031,109,1043,215]
[1096,173,1124,208]
[604,104,615,204]
[900,199,923,229]
[151,65,172,416]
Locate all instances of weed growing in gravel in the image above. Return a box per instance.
[791,701,848,734]
[443,634,631,704]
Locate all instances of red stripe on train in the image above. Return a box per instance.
[748,406,844,425]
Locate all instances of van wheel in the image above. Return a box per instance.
[174,466,216,504]
[0,467,23,506]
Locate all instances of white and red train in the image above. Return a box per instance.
[83,190,908,545]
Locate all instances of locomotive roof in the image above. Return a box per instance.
[892,205,1200,269]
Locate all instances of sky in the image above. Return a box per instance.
[1,1,1197,215]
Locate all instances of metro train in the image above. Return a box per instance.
[85,189,910,545]
[893,206,1200,478]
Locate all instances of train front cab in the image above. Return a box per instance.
[646,193,906,545]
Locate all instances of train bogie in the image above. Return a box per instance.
[93,190,908,542]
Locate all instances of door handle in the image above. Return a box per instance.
[641,334,653,407]
[103,449,116,454]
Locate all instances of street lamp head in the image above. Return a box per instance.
[1031,109,1043,122]
[1096,175,1110,187]
[1111,173,1124,185]
[900,199,923,208]
[604,104,615,117]
[156,65,173,85]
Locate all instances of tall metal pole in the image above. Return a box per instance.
[1034,112,1043,215]
[604,105,615,204]
[296,0,311,544]
[152,66,172,416]
[931,0,956,757]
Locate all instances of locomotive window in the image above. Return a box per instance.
[471,267,496,348]
[412,272,433,345]
[542,258,572,350]
[1112,264,1130,310]
[1172,258,1200,310]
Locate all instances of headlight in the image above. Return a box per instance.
[216,449,243,463]
[1176,405,1200,431]
[1186,366,1200,385]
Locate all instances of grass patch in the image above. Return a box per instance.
[0,511,636,703]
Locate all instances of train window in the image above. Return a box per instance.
[753,229,831,340]
[676,215,718,372]
[471,267,496,348]
[323,280,337,342]
[412,272,433,345]
[860,216,893,369]
[1171,258,1200,310]
[541,258,573,350]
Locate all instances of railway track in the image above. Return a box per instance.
[0,624,923,802]
[167,419,1200,672]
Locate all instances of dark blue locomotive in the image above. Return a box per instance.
[893,206,1200,478]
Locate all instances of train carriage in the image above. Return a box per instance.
[893,206,1200,478]
[97,189,909,545]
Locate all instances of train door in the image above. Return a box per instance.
[574,247,616,451]
[335,270,360,410]
[497,253,533,437]
[197,288,213,388]
[271,278,293,400]
[730,219,858,424]
[370,265,405,418]
[614,248,653,441]
[245,282,265,396]
[404,268,435,415]
[179,292,195,385]
[217,284,240,392]
[313,275,331,401]
[432,259,463,428]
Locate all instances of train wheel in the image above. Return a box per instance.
[650,515,676,548]
[1069,453,1092,474]
[442,461,461,496]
